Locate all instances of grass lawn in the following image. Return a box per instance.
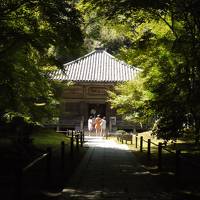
[0,128,87,200]
[31,128,70,152]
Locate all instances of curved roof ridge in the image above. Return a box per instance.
[63,50,96,66]
[103,50,115,59]
[104,50,141,72]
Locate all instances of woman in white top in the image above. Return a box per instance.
[88,116,93,136]
[100,116,106,136]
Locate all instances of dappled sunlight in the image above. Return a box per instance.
[62,185,175,200]
[133,171,151,175]
[41,190,62,197]
[63,188,104,199]
[60,136,178,199]
[62,187,145,199]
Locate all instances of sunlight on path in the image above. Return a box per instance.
[84,136,129,150]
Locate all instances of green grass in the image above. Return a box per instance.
[31,129,70,151]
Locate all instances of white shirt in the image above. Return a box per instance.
[101,119,106,129]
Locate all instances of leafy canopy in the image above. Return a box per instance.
[0,0,83,124]
[81,0,200,141]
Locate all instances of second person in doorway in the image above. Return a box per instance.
[95,114,101,136]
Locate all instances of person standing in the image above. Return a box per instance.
[100,116,106,137]
[88,116,93,136]
[95,114,101,136]
[92,115,96,131]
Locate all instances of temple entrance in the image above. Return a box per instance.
[88,103,106,118]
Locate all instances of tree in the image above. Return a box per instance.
[77,1,134,54]
[0,0,83,127]
[82,0,200,142]
[108,78,152,128]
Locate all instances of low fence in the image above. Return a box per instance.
[15,130,84,200]
[117,133,200,178]
[136,136,179,173]
[57,130,85,155]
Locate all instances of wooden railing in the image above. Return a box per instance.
[15,129,85,200]
[117,133,200,178]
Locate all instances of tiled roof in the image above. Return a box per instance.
[50,49,141,83]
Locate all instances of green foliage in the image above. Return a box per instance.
[152,116,183,142]
[83,0,200,141]
[108,78,151,126]
[77,1,133,53]
[0,0,83,126]
[1,112,41,143]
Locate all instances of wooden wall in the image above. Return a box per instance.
[59,83,116,128]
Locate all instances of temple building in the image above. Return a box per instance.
[50,48,140,131]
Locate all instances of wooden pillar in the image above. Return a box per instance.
[106,102,110,121]
[70,137,74,157]
[80,101,84,117]
[158,143,162,171]
[80,100,87,130]
[76,135,79,150]
[135,136,138,148]
[147,139,151,157]
[140,136,143,152]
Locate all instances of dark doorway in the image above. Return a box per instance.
[88,104,106,118]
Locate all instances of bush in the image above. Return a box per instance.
[152,116,183,142]
[1,112,41,143]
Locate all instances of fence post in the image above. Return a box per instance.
[147,139,151,157]
[82,130,85,142]
[140,136,143,152]
[46,147,52,182]
[158,143,162,171]
[70,137,74,157]
[71,130,74,138]
[131,135,133,144]
[61,141,65,169]
[175,149,181,177]
[135,136,138,148]
[80,132,83,147]
[76,135,79,151]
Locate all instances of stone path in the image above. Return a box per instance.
[61,136,174,200]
